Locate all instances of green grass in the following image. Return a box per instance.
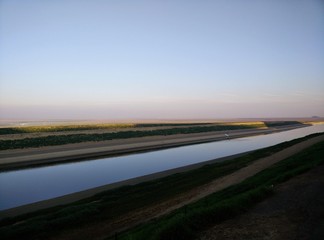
[117,140,324,240]
[0,133,322,240]
[0,124,265,150]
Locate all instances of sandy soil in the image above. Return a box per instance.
[38,134,324,240]
[0,125,302,170]
[198,165,324,240]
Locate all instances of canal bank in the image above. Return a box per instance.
[1,132,324,219]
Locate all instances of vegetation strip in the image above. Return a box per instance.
[0,133,322,240]
[117,139,324,240]
[0,121,303,136]
[0,123,219,135]
[0,124,267,150]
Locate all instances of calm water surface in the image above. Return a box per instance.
[0,125,323,210]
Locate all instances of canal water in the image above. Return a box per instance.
[0,124,323,210]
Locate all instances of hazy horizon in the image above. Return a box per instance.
[1,1,323,120]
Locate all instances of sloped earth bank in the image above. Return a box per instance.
[198,164,324,240]
[45,135,324,240]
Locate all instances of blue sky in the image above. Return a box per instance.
[1,0,323,119]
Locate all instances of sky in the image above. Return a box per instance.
[0,0,323,120]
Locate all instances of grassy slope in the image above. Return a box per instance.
[0,133,322,240]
